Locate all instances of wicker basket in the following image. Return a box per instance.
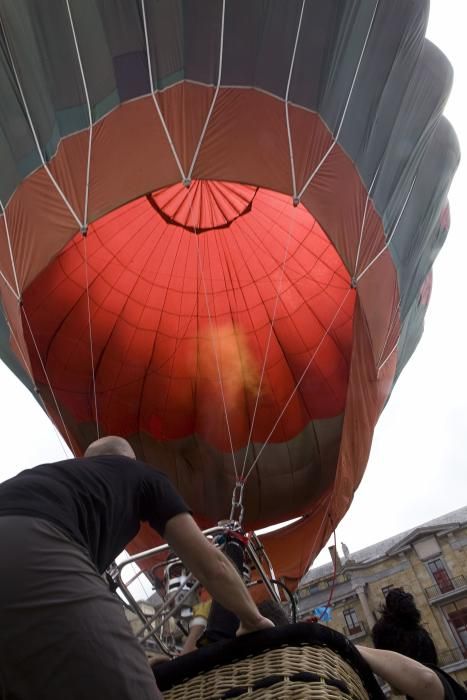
[154,623,384,700]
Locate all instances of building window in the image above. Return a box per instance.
[382,585,394,598]
[343,608,362,635]
[443,599,467,654]
[427,558,454,593]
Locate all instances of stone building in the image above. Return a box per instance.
[295,506,467,688]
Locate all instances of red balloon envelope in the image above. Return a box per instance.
[0,1,459,585]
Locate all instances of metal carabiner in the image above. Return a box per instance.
[229,480,245,525]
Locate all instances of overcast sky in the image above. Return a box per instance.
[0,1,465,571]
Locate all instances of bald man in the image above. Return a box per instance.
[0,436,272,699]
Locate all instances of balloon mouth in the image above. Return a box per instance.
[147,180,259,234]
[23,179,355,441]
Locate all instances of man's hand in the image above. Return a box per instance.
[236,614,275,637]
[164,514,273,640]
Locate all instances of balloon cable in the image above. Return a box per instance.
[0,16,83,230]
[20,305,75,454]
[65,0,93,228]
[242,287,351,485]
[0,202,20,300]
[82,235,100,438]
[297,0,380,202]
[319,514,337,621]
[285,0,306,201]
[195,227,239,481]
[141,0,187,182]
[5,315,71,458]
[239,198,298,482]
[187,0,226,182]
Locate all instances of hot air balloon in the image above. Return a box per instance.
[0,0,459,588]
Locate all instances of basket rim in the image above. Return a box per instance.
[153,622,384,699]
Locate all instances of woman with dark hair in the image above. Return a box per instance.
[372,588,438,664]
[358,587,467,699]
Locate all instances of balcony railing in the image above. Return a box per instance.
[425,574,467,600]
[438,646,467,667]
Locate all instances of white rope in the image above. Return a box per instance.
[376,299,400,367]
[1,167,70,458]
[195,233,239,481]
[0,202,21,299]
[297,0,380,201]
[179,176,239,482]
[335,1,380,143]
[0,17,83,229]
[0,266,19,302]
[243,287,352,484]
[187,0,226,182]
[308,501,333,571]
[0,204,71,456]
[7,318,72,457]
[377,336,399,374]
[297,141,336,202]
[20,306,75,450]
[355,174,416,283]
[65,0,93,227]
[140,0,187,182]
[352,163,381,280]
[239,203,298,481]
[5,318,31,375]
[285,0,307,201]
[82,235,100,438]
[352,174,414,385]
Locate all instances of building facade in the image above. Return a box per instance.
[295,506,467,688]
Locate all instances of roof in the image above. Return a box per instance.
[301,506,467,585]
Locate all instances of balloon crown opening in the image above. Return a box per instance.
[147,180,259,234]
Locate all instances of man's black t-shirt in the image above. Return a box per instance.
[0,456,190,572]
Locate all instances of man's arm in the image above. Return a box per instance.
[356,646,444,700]
[163,513,273,635]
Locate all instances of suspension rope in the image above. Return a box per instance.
[0,17,83,229]
[319,513,338,620]
[65,1,100,437]
[284,0,307,203]
[0,203,21,300]
[1,185,72,457]
[352,163,381,282]
[140,0,187,183]
[6,317,72,457]
[186,0,226,183]
[335,2,380,144]
[20,305,75,451]
[242,286,352,485]
[176,173,240,482]
[376,299,400,368]
[350,149,415,381]
[195,232,239,481]
[297,0,380,201]
[65,0,93,228]
[239,202,298,482]
[0,266,19,303]
[355,174,416,284]
[377,337,399,374]
[82,234,100,438]
[229,0,381,529]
